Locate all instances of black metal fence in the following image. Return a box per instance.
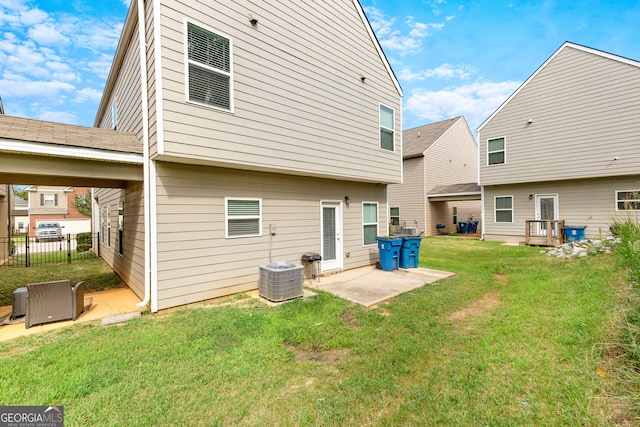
[0,233,100,267]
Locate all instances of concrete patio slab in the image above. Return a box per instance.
[307,266,455,307]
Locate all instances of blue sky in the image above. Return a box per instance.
[1,0,640,133]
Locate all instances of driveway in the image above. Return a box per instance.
[307,266,455,307]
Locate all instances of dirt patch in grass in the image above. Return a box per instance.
[446,290,502,325]
[493,273,508,284]
[285,344,347,364]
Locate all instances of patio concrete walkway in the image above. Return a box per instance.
[0,287,142,342]
[307,265,455,307]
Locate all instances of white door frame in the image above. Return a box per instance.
[320,201,343,272]
[535,194,559,236]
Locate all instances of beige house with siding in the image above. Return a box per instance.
[92,0,403,311]
[388,116,479,236]
[478,42,640,244]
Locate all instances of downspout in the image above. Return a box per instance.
[136,0,151,309]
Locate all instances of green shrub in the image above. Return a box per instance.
[612,218,640,285]
[76,232,93,246]
[76,244,92,253]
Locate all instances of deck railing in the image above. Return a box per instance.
[525,220,565,246]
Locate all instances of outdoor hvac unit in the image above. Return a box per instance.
[259,262,304,302]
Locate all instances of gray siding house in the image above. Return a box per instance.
[388,116,479,236]
[93,0,403,311]
[478,42,640,244]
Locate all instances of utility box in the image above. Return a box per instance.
[259,262,304,302]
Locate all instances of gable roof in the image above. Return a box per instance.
[402,116,461,159]
[477,42,640,132]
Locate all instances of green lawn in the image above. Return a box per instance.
[0,238,637,425]
[0,257,125,307]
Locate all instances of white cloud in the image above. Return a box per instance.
[400,63,476,81]
[74,87,102,103]
[85,54,115,80]
[365,6,444,56]
[36,110,78,124]
[0,77,75,98]
[404,80,522,132]
[77,21,123,53]
[19,7,48,25]
[27,23,69,45]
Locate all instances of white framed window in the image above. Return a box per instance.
[112,100,117,130]
[101,207,105,243]
[41,193,57,206]
[107,206,111,247]
[363,202,378,246]
[379,104,395,151]
[453,206,458,225]
[185,20,233,112]
[226,198,262,238]
[390,207,400,226]
[494,196,513,223]
[616,190,640,211]
[487,137,505,165]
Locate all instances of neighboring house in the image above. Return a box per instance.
[26,186,91,236]
[478,42,640,244]
[12,188,29,234]
[92,0,403,311]
[388,116,479,236]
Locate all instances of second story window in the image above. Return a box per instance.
[41,193,58,206]
[487,137,505,165]
[380,104,395,151]
[186,21,233,111]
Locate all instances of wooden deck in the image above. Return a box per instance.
[525,220,565,246]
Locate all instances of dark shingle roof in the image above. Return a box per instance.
[0,115,141,154]
[403,116,461,159]
[429,182,481,196]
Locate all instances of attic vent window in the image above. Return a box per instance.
[186,21,233,111]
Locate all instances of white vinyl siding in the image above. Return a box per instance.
[157,1,401,184]
[185,20,233,112]
[363,202,378,245]
[495,196,513,223]
[487,137,505,165]
[380,104,394,151]
[226,198,261,238]
[154,163,388,310]
[479,45,640,186]
[93,185,145,300]
[616,190,640,211]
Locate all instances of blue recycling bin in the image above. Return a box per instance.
[400,236,423,269]
[458,221,468,234]
[563,225,587,242]
[376,237,403,271]
[468,221,478,233]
